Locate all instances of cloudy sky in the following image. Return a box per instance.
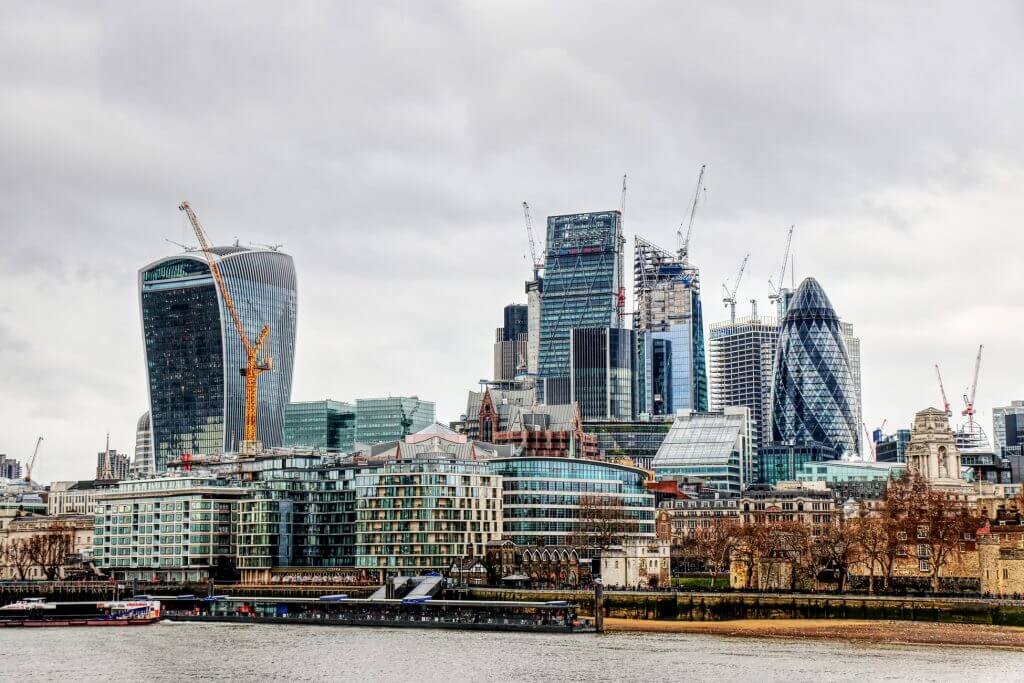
[2,2,1022,481]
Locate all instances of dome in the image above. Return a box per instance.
[771,277,858,457]
[136,411,150,431]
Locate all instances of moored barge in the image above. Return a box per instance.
[0,598,161,627]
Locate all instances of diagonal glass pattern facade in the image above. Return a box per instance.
[537,212,622,403]
[770,277,857,458]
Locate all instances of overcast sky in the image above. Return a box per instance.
[2,2,1023,481]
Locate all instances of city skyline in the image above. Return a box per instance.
[3,3,1024,480]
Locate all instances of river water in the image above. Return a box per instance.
[2,622,1022,681]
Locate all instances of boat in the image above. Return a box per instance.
[0,598,161,627]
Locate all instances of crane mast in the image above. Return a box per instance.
[962,344,984,431]
[24,436,43,483]
[522,201,542,279]
[768,225,794,302]
[179,201,272,453]
[935,364,951,417]
[721,253,749,324]
[677,164,706,262]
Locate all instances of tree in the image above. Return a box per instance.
[570,495,629,550]
[25,527,74,581]
[906,487,985,592]
[2,538,35,580]
[810,522,859,593]
[692,519,741,587]
[850,515,889,594]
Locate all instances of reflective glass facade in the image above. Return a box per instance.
[537,212,622,403]
[354,397,436,445]
[283,400,356,452]
[489,457,655,546]
[570,327,635,421]
[140,248,297,471]
[770,277,857,459]
[652,408,754,493]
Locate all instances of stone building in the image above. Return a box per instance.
[979,523,1024,596]
[484,540,592,587]
[905,408,969,490]
[600,537,672,589]
[0,514,94,580]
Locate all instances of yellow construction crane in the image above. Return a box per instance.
[179,201,272,453]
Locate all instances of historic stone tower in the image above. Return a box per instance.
[905,407,963,483]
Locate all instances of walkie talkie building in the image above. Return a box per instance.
[139,246,297,471]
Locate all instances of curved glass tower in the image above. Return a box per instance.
[770,277,857,458]
[139,247,297,471]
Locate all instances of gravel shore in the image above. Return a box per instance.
[605,617,1024,649]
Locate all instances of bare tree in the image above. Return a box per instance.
[692,519,741,587]
[25,527,75,581]
[810,522,859,593]
[905,486,985,592]
[850,515,889,594]
[570,495,628,550]
[3,538,35,580]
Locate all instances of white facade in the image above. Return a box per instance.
[709,314,780,449]
[600,537,671,589]
[526,278,542,376]
[839,321,863,457]
[134,411,155,476]
[48,481,102,516]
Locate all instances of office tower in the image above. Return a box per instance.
[284,400,356,452]
[652,406,754,494]
[139,245,297,471]
[537,211,623,403]
[0,454,22,480]
[133,411,155,476]
[994,401,1024,454]
[570,327,635,421]
[354,396,436,445]
[96,446,130,481]
[770,277,858,459]
[840,321,863,453]
[633,236,708,416]
[709,312,780,450]
[525,277,543,376]
[494,304,529,381]
[875,428,912,463]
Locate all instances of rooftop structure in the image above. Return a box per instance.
[652,407,754,494]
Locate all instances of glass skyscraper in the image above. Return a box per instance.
[570,327,635,421]
[769,277,857,459]
[633,236,708,416]
[139,247,297,471]
[537,211,622,403]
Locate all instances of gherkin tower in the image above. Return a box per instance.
[770,277,858,457]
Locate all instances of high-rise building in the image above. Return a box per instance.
[570,327,636,421]
[652,407,754,493]
[96,443,130,482]
[284,400,356,452]
[633,236,708,416]
[537,211,623,403]
[139,246,297,471]
[525,277,542,376]
[494,329,528,382]
[840,321,863,452]
[354,396,435,445]
[503,304,528,341]
[709,312,780,450]
[0,454,22,480]
[133,411,154,476]
[770,277,858,459]
[994,401,1024,454]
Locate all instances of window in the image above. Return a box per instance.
[919,559,931,572]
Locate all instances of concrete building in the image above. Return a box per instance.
[354,396,435,445]
[525,277,543,377]
[876,429,912,463]
[708,313,779,450]
[570,327,636,421]
[489,457,655,547]
[770,277,858,459]
[48,480,111,516]
[139,245,298,470]
[659,494,741,542]
[739,485,837,536]
[633,236,708,415]
[92,476,250,582]
[283,399,356,453]
[537,211,623,403]
[0,454,22,480]
[994,401,1024,455]
[905,408,968,489]
[652,407,754,494]
[600,537,671,589]
[494,304,529,381]
[840,321,863,453]
[133,411,155,476]
[0,514,94,580]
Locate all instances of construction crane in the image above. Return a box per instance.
[721,254,750,324]
[521,201,543,279]
[861,422,876,461]
[180,201,272,453]
[768,225,795,303]
[935,364,952,417]
[677,164,706,262]
[24,436,43,483]
[962,344,984,432]
[616,174,628,318]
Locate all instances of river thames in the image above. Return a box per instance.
[3,622,1023,681]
